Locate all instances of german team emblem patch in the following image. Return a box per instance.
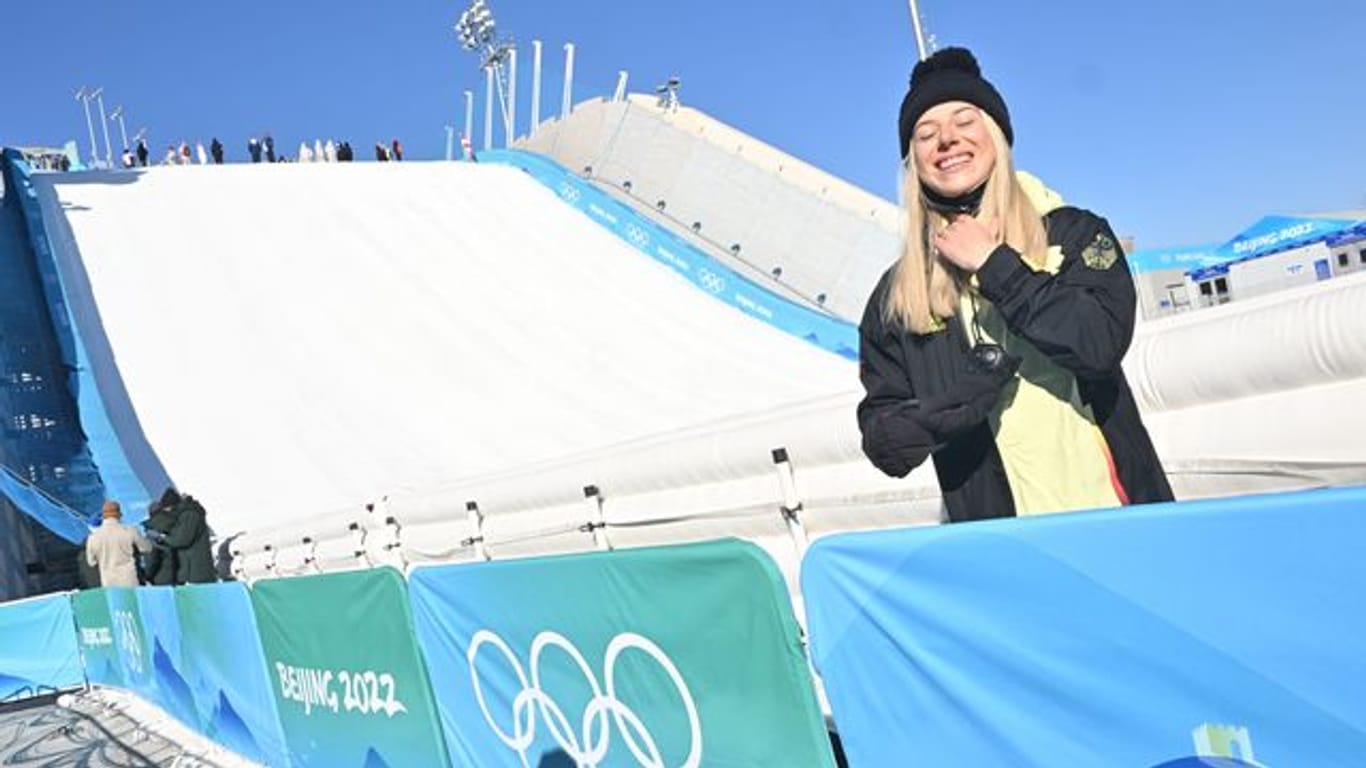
[1082,232,1119,270]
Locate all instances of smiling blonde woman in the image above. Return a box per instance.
[857,47,1173,522]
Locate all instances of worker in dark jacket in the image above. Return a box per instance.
[858,47,1172,523]
[163,493,216,584]
[142,489,181,585]
[144,486,215,582]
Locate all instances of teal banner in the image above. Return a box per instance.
[104,587,155,703]
[72,588,124,688]
[409,539,834,767]
[178,582,291,766]
[251,568,450,767]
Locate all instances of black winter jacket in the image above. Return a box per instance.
[165,496,216,584]
[857,206,1173,522]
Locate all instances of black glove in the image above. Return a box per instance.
[917,348,1020,441]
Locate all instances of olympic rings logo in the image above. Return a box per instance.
[697,269,725,294]
[467,630,702,768]
[625,224,651,248]
[558,183,583,204]
[113,609,143,676]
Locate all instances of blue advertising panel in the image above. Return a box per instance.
[483,149,858,361]
[135,587,199,728]
[802,487,1366,767]
[409,539,834,768]
[177,582,291,767]
[1126,244,1223,276]
[103,587,156,703]
[0,592,84,701]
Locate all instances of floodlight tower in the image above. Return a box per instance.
[75,88,99,167]
[908,0,930,61]
[454,0,517,147]
[462,90,474,151]
[91,88,114,167]
[109,105,130,151]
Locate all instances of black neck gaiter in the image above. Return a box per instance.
[920,181,986,217]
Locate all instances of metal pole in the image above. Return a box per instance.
[463,90,474,149]
[530,40,542,131]
[76,90,98,167]
[612,70,629,102]
[483,66,494,152]
[506,47,517,145]
[110,106,129,151]
[561,42,575,119]
[445,125,455,161]
[908,0,929,61]
[93,89,114,167]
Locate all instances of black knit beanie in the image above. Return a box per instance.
[898,47,1012,159]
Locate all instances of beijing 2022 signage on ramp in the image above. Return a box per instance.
[251,567,450,767]
[408,539,835,767]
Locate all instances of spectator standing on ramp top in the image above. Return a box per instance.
[264,134,276,163]
[248,137,261,163]
[85,501,151,587]
[857,47,1173,523]
[391,137,403,161]
[136,139,149,167]
[210,137,224,164]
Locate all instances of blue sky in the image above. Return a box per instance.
[6,0,1363,248]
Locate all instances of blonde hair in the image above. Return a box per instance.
[885,112,1048,334]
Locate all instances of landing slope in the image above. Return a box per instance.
[36,162,857,534]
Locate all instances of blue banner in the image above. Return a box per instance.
[1126,243,1223,276]
[0,592,84,701]
[177,582,292,767]
[803,487,1366,767]
[104,587,156,703]
[135,587,199,728]
[483,149,858,361]
[409,539,834,768]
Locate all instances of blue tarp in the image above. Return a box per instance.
[483,150,859,361]
[802,487,1366,767]
[0,466,89,545]
[8,153,170,525]
[0,150,108,540]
